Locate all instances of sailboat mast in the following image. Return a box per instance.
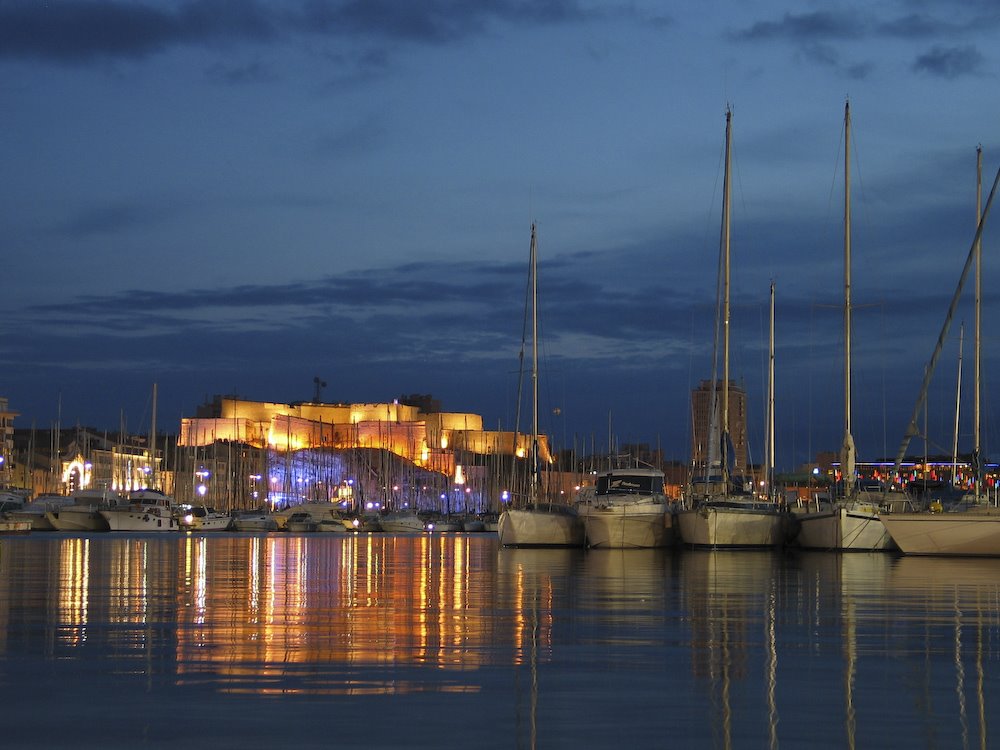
[842,100,857,490]
[767,281,775,498]
[530,223,539,500]
[974,146,982,499]
[150,383,157,490]
[952,323,964,484]
[721,107,732,478]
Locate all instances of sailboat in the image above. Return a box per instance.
[497,224,585,547]
[881,146,1000,555]
[795,101,893,551]
[676,107,794,548]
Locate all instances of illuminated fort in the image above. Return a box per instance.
[175,395,553,511]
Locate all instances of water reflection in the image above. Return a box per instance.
[4,537,1000,748]
[2,535,510,696]
[681,551,786,750]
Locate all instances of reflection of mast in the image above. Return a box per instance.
[843,593,857,750]
[954,592,969,749]
[766,583,778,750]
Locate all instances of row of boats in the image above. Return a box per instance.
[3,472,998,556]
[497,465,1000,556]
[0,487,500,535]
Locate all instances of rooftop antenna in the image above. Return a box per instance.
[313,376,327,403]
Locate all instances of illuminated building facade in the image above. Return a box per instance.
[176,395,554,511]
[0,397,16,486]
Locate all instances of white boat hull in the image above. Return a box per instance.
[677,503,792,548]
[380,513,426,533]
[46,506,109,532]
[795,505,893,551]
[497,506,584,547]
[101,507,178,532]
[233,515,278,532]
[881,507,1000,556]
[579,503,672,548]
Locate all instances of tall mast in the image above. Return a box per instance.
[721,107,732,482]
[150,382,157,489]
[952,323,964,484]
[841,100,857,491]
[530,224,539,501]
[766,281,775,498]
[974,146,982,499]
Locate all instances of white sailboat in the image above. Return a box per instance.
[881,146,1000,555]
[795,101,893,551]
[676,107,793,549]
[575,467,672,548]
[497,224,584,548]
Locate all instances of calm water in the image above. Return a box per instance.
[1,533,997,749]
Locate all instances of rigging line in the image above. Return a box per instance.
[893,164,1000,471]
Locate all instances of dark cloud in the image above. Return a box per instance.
[733,11,865,42]
[56,200,175,237]
[205,59,272,85]
[0,0,592,65]
[913,45,984,78]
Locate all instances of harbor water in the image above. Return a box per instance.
[1,533,997,748]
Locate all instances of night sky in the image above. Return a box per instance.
[2,1,998,471]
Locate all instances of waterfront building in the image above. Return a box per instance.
[175,394,556,512]
[689,379,748,478]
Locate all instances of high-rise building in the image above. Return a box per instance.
[690,379,747,475]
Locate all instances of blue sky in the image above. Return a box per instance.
[1,0,998,470]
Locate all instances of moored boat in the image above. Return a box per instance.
[380,509,426,533]
[100,490,179,532]
[676,109,792,550]
[232,512,279,532]
[496,224,585,549]
[795,102,890,552]
[576,468,672,548]
[46,488,118,532]
[285,512,318,532]
[497,504,584,547]
[178,505,233,531]
[881,501,1000,556]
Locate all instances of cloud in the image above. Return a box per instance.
[0,0,593,65]
[913,45,984,78]
[56,199,176,237]
[733,11,865,42]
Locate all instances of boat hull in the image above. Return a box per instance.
[881,508,1000,556]
[101,507,178,532]
[380,513,426,533]
[795,505,893,551]
[497,507,584,547]
[0,518,31,534]
[233,515,278,532]
[677,503,792,548]
[46,507,110,532]
[579,503,672,548]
